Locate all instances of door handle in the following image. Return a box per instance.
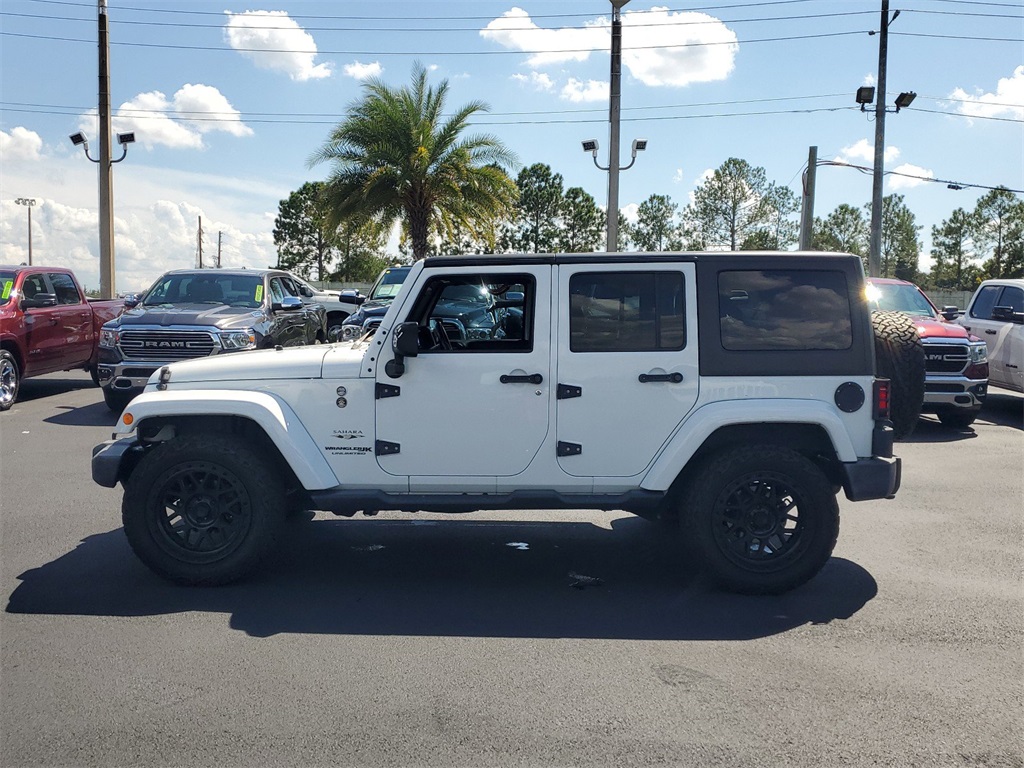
[500,373,543,384]
[986,330,997,335]
[638,372,683,383]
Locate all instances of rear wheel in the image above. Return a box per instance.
[0,351,20,411]
[681,445,839,594]
[122,434,286,585]
[326,313,349,343]
[872,310,925,440]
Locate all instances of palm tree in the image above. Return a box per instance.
[309,63,518,260]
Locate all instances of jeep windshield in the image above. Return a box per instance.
[142,273,264,309]
[368,267,411,301]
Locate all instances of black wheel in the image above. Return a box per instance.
[89,365,101,387]
[872,310,925,440]
[103,387,133,413]
[0,350,20,411]
[681,445,840,595]
[122,434,286,585]
[936,408,978,429]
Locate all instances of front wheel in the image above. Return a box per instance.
[103,387,133,413]
[936,407,979,429]
[681,445,840,594]
[122,434,286,585]
[0,350,20,411]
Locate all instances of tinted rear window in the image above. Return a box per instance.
[718,270,852,351]
[569,271,685,352]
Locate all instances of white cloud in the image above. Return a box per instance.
[948,65,1024,122]
[511,72,554,91]
[622,7,737,87]
[562,78,607,103]
[888,164,934,190]
[621,202,639,223]
[863,74,876,87]
[672,168,684,183]
[343,61,383,80]
[0,127,43,161]
[480,6,737,88]
[480,7,604,67]
[224,10,332,81]
[77,85,252,151]
[837,139,899,165]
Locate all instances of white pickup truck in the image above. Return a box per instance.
[292,277,365,342]
[957,279,1024,393]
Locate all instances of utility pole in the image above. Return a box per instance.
[606,0,629,252]
[197,216,203,268]
[14,198,37,266]
[799,146,818,250]
[217,231,222,268]
[97,0,115,297]
[868,0,898,278]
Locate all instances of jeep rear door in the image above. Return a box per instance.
[374,264,551,483]
[554,262,699,477]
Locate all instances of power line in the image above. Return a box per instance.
[819,160,1023,194]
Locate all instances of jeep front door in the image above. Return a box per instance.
[555,264,699,478]
[374,266,550,483]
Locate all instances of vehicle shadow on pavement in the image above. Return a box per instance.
[15,375,96,404]
[6,516,877,641]
[44,401,119,427]
[906,390,1023,443]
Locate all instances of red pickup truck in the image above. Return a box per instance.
[0,265,124,411]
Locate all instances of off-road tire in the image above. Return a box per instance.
[681,445,840,595]
[0,350,20,411]
[872,310,925,440]
[103,387,133,413]
[122,434,286,585]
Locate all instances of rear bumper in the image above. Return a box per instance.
[841,456,902,501]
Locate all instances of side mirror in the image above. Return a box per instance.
[21,293,58,309]
[992,305,1024,324]
[299,285,314,298]
[385,321,419,378]
[941,305,960,321]
[272,296,303,312]
[123,294,140,308]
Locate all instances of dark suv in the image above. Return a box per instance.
[96,269,327,411]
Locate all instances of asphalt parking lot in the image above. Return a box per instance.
[1,372,1021,768]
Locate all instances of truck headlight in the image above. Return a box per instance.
[219,329,257,350]
[969,344,988,363]
[341,324,363,341]
[99,328,119,348]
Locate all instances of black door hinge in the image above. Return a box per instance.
[376,383,401,399]
[557,384,582,399]
[375,440,401,456]
[557,441,582,457]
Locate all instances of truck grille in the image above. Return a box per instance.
[118,330,218,361]
[922,342,969,375]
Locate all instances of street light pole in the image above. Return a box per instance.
[868,0,897,278]
[97,0,116,298]
[14,198,37,266]
[606,0,629,252]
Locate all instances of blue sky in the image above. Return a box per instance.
[1,0,1022,294]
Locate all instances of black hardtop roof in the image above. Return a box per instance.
[423,251,861,269]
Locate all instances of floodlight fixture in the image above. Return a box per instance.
[894,91,916,112]
[582,139,599,155]
[69,132,88,147]
[856,86,875,112]
[631,138,647,155]
[117,132,135,145]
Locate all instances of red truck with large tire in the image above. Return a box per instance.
[0,265,124,411]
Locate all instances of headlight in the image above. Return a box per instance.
[465,326,493,341]
[969,344,988,363]
[219,329,257,350]
[99,328,119,348]
[341,324,363,341]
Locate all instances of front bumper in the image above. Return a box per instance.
[96,362,160,395]
[841,456,902,501]
[92,437,142,488]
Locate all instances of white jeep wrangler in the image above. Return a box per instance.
[92,252,901,594]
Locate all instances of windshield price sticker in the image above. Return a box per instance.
[1,281,11,300]
[255,285,264,302]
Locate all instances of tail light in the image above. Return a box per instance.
[874,378,891,420]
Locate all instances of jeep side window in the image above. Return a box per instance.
[718,270,852,351]
[409,274,534,352]
[569,271,685,353]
